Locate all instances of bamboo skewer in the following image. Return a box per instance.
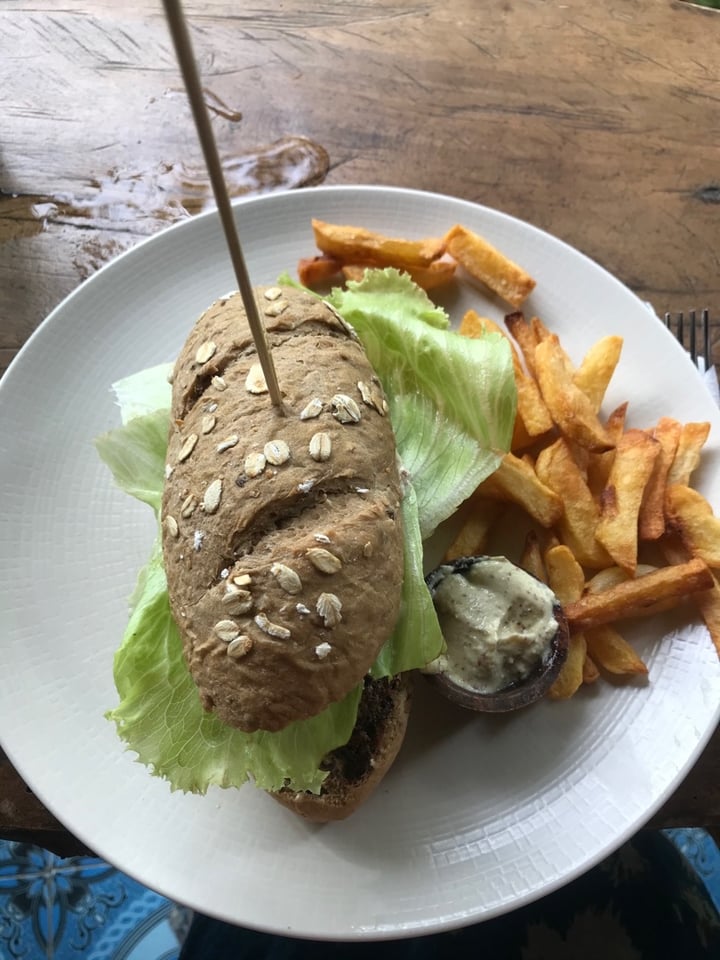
[162,0,285,412]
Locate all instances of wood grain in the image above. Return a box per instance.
[1,0,719,848]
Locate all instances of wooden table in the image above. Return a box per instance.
[1,0,719,855]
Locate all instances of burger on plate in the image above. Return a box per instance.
[96,269,516,820]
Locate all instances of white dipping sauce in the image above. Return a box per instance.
[425,557,558,694]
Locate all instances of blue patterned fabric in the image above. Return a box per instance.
[0,842,184,959]
[665,828,720,912]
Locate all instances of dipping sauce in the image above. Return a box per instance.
[424,556,559,694]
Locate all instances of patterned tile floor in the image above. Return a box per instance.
[0,831,718,959]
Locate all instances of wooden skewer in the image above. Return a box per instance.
[162,0,285,412]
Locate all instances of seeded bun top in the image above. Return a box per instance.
[160,285,404,734]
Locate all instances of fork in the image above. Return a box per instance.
[664,309,713,369]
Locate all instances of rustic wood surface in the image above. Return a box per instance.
[1,0,719,853]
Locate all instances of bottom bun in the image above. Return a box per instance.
[271,673,413,822]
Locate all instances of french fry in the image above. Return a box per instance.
[534,335,615,452]
[535,438,612,569]
[695,581,720,657]
[476,452,563,527]
[297,254,343,287]
[573,335,623,413]
[505,311,540,376]
[638,418,683,541]
[586,402,629,497]
[583,653,601,684]
[564,557,714,631]
[443,497,501,562]
[519,530,547,583]
[662,535,720,657]
[458,310,505,339]
[548,635,587,699]
[665,484,720,568]
[444,224,536,307]
[341,257,456,291]
[514,371,554,442]
[666,421,711,486]
[510,418,535,453]
[585,562,682,616]
[584,625,648,676]
[544,544,585,605]
[312,219,445,268]
[545,545,586,699]
[530,314,553,344]
[340,265,367,284]
[587,563,659,593]
[596,429,660,574]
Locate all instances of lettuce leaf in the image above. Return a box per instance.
[328,269,516,539]
[95,408,170,517]
[369,482,443,678]
[112,362,173,425]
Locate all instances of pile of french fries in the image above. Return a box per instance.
[299,219,535,306]
[298,219,720,699]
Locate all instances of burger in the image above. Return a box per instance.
[96,268,516,820]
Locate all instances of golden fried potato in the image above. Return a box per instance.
[586,402,629,497]
[443,497,501,562]
[665,484,720,568]
[573,335,623,413]
[297,254,343,287]
[519,530,547,583]
[584,625,648,676]
[565,558,714,631]
[582,653,601,684]
[530,314,554,343]
[596,429,660,574]
[535,438,612,569]
[545,545,586,700]
[341,257,456,291]
[662,535,720,656]
[504,311,540,377]
[666,421,711,486]
[544,544,585,605]
[535,335,615,452]
[312,219,445,268]
[695,582,720,658]
[477,452,563,527]
[548,635,587,700]
[444,224,536,307]
[638,418,683,542]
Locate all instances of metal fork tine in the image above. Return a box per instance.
[689,309,697,363]
[702,309,711,370]
[662,309,713,371]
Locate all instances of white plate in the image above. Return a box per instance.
[1,186,719,940]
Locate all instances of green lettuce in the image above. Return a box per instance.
[97,268,516,794]
[329,269,515,678]
[328,269,516,540]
